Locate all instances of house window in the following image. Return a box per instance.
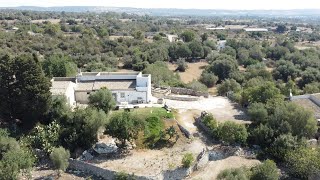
[120,92,125,98]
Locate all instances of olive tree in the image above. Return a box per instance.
[88,87,116,114]
[106,112,142,147]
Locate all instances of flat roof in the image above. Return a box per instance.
[75,80,136,91]
[79,72,140,76]
[51,81,73,95]
[93,80,136,90]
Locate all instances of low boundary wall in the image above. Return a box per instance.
[69,148,208,180]
[170,87,209,98]
[69,159,161,180]
[164,95,199,101]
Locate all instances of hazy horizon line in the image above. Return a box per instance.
[1,5,320,11]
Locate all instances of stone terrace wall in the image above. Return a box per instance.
[170,87,209,98]
[68,159,162,180]
[69,149,208,180]
[195,117,213,137]
[164,95,199,101]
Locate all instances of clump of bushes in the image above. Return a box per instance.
[217,160,279,180]
[186,80,208,93]
[201,114,248,145]
[114,171,136,180]
[202,113,218,135]
[182,153,194,168]
[199,72,219,88]
[144,116,164,148]
[176,58,188,72]
[106,108,177,149]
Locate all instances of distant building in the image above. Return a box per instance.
[217,40,227,51]
[206,27,225,30]
[51,72,152,106]
[166,34,178,42]
[244,28,268,32]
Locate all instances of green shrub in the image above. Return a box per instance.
[50,147,70,175]
[186,80,208,93]
[217,121,248,145]
[217,79,241,96]
[114,171,136,180]
[28,121,61,154]
[182,153,194,168]
[144,116,164,147]
[199,72,219,88]
[176,58,188,72]
[250,160,279,180]
[217,160,279,180]
[217,167,249,180]
[202,113,218,135]
[285,147,320,179]
[247,103,268,124]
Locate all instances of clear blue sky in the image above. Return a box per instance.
[1,0,320,10]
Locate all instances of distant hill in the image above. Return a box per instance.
[1,6,320,17]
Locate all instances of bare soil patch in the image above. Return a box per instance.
[90,136,205,177]
[166,96,249,125]
[295,41,320,50]
[167,61,209,84]
[31,19,61,24]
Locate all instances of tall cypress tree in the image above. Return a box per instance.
[0,54,51,128]
[0,54,15,119]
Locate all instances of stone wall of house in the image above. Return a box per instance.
[170,87,209,98]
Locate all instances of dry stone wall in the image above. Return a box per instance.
[164,95,199,101]
[69,159,161,180]
[69,148,209,180]
[170,87,209,98]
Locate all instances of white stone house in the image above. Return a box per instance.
[166,34,178,43]
[217,40,227,51]
[50,72,152,106]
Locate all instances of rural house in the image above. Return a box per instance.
[51,72,152,106]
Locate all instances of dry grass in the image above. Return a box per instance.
[208,87,218,95]
[31,19,61,24]
[109,35,134,40]
[295,41,320,50]
[167,61,209,83]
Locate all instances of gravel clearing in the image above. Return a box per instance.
[167,96,249,124]
[165,96,229,111]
